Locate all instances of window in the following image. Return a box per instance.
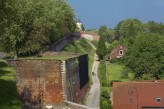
[119,50,124,55]
[156,97,161,102]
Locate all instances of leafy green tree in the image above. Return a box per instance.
[146,21,164,35]
[96,38,107,60]
[98,26,112,43]
[0,0,76,57]
[125,33,164,79]
[115,19,142,45]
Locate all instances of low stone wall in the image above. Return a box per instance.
[81,32,99,41]
[65,101,93,109]
[45,32,81,52]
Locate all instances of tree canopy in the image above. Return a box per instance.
[0,0,76,57]
[98,25,113,43]
[96,37,107,60]
[125,33,164,79]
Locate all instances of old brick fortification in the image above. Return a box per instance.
[9,52,89,108]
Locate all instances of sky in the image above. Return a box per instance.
[66,0,164,30]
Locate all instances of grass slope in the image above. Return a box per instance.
[62,38,95,73]
[0,59,21,109]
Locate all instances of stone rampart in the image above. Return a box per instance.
[45,32,81,52]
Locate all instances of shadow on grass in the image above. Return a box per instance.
[0,61,8,67]
[0,61,12,76]
[0,79,22,109]
[0,69,11,76]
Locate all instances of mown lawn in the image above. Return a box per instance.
[107,63,134,83]
[0,59,22,109]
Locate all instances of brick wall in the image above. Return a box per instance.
[8,54,89,108]
[9,53,88,106]
[9,59,64,107]
[65,56,89,103]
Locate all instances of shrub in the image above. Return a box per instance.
[121,67,132,79]
[110,58,124,64]
[100,97,112,109]
[101,87,110,99]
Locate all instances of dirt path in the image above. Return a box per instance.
[85,41,100,109]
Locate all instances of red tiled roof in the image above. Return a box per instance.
[113,81,164,109]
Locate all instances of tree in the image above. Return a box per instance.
[98,26,112,43]
[125,33,164,79]
[96,38,107,60]
[0,0,76,57]
[115,19,142,45]
[146,21,164,35]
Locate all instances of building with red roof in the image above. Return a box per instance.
[112,81,164,109]
[109,45,128,61]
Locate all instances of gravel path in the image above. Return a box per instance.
[85,54,100,109]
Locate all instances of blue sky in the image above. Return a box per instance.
[66,0,164,29]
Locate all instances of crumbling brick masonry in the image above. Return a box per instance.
[9,52,89,108]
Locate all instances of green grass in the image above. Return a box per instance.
[0,59,22,109]
[19,55,77,60]
[107,63,134,83]
[62,38,95,73]
[62,38,95,87]
[91,41,98,48]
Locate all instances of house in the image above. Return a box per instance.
[76,19,83,32]
[112,81,164,109]
[109,45,127,61]
[8,52,89,108]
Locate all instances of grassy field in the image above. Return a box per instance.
[0,59,22,109]
[107,62,134,83]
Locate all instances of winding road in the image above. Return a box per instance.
[85,41,100,109]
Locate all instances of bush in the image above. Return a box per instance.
[101,87,110,99]
[100,97,112,109]
[98,61,113,109]
[121,67,132,79]
[98,60,109,87]
[110,58,124,64]
[101,79,108,87]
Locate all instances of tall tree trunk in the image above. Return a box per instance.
[14,43,19,59]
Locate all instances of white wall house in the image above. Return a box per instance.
[76,19,83,32]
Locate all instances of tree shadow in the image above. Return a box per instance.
[0,79,22,109]
[0,61,12,76]
[0,69,11,76]
[0,61,8,67]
